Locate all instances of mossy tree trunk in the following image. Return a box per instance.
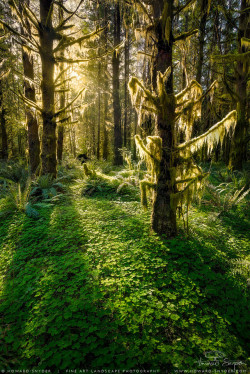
[39,0,57,177]
[124,28,130,148]
[103,4,109,160]
[230,0,249,170]
[151,0,177,237]
[112,1,123,165]
[0,81,8,160]
[57,1,65,164]
[97,60,101,160]
[21,0,40,174]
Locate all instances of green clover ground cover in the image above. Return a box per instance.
[0,179,249,372]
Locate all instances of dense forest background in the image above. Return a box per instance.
[0,0,249,372]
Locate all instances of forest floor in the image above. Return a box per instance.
[0,161,249,372]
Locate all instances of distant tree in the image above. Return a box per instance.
[0,80,8,160]
[112,1,123,165]
[0,32,10,160]
[230,0,249,169]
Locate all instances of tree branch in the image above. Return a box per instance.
[174,0,196,16]
[54,26,105,53]
[174,29,198,42]
[54,87,85,117]
[10,89,42,112]
[55,0,84,30]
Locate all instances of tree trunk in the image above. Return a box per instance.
[57,2,65,164]
[39,0,57,177]
[97,61,101,160]
[230,0,249,170]
[0,81,8,160]
[112,1,123,165]
[21,0,40,174]
[196,0,209,84]
[124,29,130,148]
[151,0,177,237]
[103,4,109,160]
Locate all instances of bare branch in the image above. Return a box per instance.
[174,0,196,16]
[54,26,105,53]
[0,19,39,50]
[10,89,42,112]
[22,4,41,31]
[55,0,84,30]
[8,0,27,31]
[54,66,71,83]
[54,87,85,117]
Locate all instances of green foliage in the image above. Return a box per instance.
[0,162,249,371]
[0,177,32,217]
[30,174,67,203]
[0,160,29,187]
[201,165,250,216]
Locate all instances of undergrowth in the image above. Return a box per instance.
[0,161,249,372]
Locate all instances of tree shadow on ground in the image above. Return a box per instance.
[0,197,139,371]
[0,193,249,371]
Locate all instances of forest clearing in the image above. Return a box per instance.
[0,0,249,372]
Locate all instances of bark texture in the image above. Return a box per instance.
[112,1,123,165]
[151,0,177,237]
[230,0,249,170]
[57,2,65,164]
[40,0,57,177]
[0,80,8,160]
[21,0,40,174]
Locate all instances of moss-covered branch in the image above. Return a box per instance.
[212,51,250,63]
[140,180,156,209]
[177,110,237,155]
[174,29,198,42]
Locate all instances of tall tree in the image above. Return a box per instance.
[20,0,40,174]
[196,0,210,84]
[0,80,8,160]
[129,0,237,236]
[230,0,249,169]
[112,1,123,165]
[56,1,65,164]
[39,0,57,176]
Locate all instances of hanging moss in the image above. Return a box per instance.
[140,180,156,209]
[177,110,237,157]
[241,37,250,50]
[129,63,237,219]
